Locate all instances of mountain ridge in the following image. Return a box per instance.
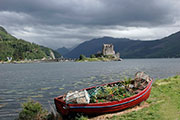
[64,31,180,58]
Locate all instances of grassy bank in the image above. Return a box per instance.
[110,75,180,120]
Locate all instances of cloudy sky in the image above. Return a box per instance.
[0,0,180,49]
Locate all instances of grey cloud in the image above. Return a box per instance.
[0,0,180,49]
[5,24,96,48]
[0,0,176,26]
[4,23,180,49]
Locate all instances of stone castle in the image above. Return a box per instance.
[102,44,115,56]
[102,44,120,58]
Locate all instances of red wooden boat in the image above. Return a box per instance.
[54,75,153,116]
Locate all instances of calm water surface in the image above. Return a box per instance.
[0,58,180,120]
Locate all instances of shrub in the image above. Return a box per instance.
[90,54,96,58]
[18,99,48,120]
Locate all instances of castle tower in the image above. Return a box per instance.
[102,44,115,56]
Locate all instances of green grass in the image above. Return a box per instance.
[110,75,180,120]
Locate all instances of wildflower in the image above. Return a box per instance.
[123,94,125,96]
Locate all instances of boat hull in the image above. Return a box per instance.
[54,80,152,116]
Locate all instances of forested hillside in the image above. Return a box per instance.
[0,26,61,61]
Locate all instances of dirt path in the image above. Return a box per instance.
[88,102,149,120]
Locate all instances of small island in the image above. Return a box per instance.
[77,44,122,62]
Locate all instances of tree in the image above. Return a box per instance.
[79,54,86,60]
[90,54,96,58]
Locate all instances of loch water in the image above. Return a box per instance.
[0,58,180,120]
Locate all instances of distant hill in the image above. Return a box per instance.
[0,26,61,61]
[65,32,180,58]
[56,47,70,56]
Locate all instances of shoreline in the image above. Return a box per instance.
[0,58,122,64]
[1,58,180,64]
